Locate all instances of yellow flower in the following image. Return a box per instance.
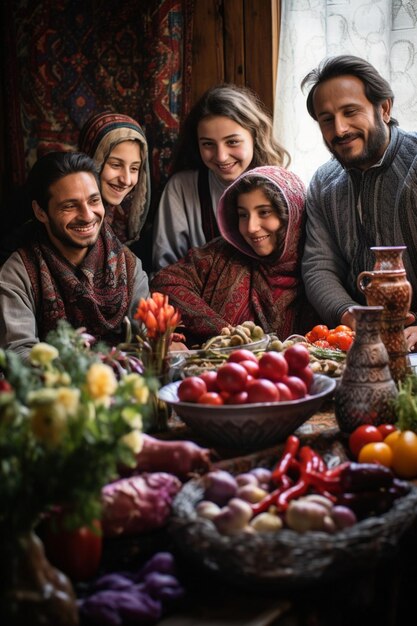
[86,363,118,399]
[121,406,143,430]
[30,400,68,447]
[29,343,59,366]
[43,370,62,387]
[56,387,80,416]
[58,372,72,386]
[28,388,59,405]
[121,429,143,454]
[122,373,150,404]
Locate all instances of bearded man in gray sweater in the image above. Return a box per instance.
[301,55,417,350]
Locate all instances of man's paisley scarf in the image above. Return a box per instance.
[19,221,137,344]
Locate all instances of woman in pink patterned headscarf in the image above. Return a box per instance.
[151,165,316,346]
[79,111,150,245]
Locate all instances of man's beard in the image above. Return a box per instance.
[325,110,389,169]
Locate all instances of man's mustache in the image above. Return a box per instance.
[331,133,361,147]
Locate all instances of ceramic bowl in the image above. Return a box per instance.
[158,374,336,450]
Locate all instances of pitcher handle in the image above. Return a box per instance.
[357,271,373,293]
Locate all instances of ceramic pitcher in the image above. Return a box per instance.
[334,305,398,434]
[357,246,412,383]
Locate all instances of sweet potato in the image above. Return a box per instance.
[132,434,212,479]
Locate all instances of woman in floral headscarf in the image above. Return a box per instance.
[151,165,316,345]
[79,111,151,245]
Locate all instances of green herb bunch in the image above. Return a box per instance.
[0,322,151,538]
[394,372,417,432]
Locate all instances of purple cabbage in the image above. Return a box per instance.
[101,474,181,537]
[79,552,184,625]
[79,589,161,625]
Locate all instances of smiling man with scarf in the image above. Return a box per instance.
[0,151,149,360]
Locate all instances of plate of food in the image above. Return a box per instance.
[197,321,269,353]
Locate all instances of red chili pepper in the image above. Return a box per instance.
[251,475,292,515]
[276,478,309,510]
[310,449,326,473]
[271,435,300,484]
[275,446,315,510]
[324,461,351,477]
[298,445,316,471]
[303,468,342,495]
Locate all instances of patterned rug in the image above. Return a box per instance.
[2,0,193,195]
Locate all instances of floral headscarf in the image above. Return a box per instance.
[79,111,151,244]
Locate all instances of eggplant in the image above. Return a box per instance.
[339,462,394,492]
[336,490,395,519]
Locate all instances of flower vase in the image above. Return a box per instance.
[334,306,398,434]
[357,246,412,383]
[148,356,172,433]
[0,530,79,626]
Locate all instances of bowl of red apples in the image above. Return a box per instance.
[158,345,336,449]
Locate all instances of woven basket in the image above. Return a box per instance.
[170,478,417,589]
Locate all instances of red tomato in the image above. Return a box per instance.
[348,424,383,458]
[283,344,310,373]
[0,379,13,392]
[178,376,207,402]
[294,365,314,391]
[313,339,331,348]
[198,392,224,405]
[224,391,249,404]
[258,351,288,382]
[227,349,258,364]
[216,362,248,393]
[306,324,329,342]
[246,378,280,403]
[42,518,102,582]
[334,324,354,334]
[199,370,219,392]
[281,375,307,399]
[275,381,293,401]
[326,331,353,351]
[239,360,260,378]
[378,423,398,439]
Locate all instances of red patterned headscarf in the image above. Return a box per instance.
[151,165,308,341]
[216,165,307,338]
[217,165,306,266]
[79,112,150,244]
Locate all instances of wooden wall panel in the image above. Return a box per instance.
[223,0,245,85]
[190,1,279,113]
[190,0,224,104]
[243,0,276,113]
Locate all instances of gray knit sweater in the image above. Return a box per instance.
[302,125,417,327]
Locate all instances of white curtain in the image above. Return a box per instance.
[274,0,417,184]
